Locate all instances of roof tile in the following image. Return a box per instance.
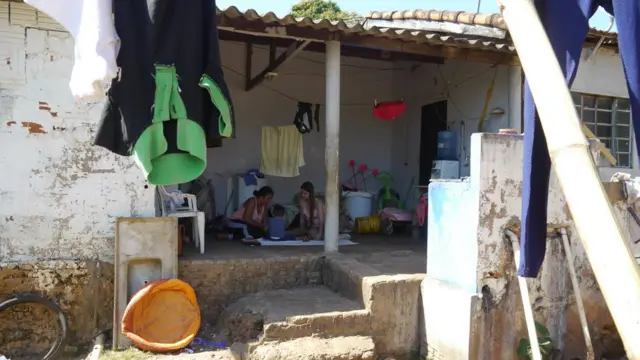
[366,10,507,29]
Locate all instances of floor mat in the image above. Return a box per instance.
[258,239,357,247]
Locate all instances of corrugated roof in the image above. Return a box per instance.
[216,6,617,58]
[217,6,516,54]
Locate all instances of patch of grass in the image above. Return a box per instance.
[100,347,152,360]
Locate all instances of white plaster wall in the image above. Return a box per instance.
[0,3,155,262]
[393,47,637,197]
[206,42,395,210]
[390,60,512,202]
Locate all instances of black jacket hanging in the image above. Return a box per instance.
[94,0,235,185]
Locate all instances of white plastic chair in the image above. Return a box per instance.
[157,185,205,254]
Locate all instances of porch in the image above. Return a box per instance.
[181,234,426,275]
[185,9,525,256]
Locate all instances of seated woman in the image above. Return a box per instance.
[291,181,325,241]
[227,186,274,244]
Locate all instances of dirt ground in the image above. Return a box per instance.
[97,321,239,360]
[99,347,235,360]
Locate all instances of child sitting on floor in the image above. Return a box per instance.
[265,204,296,241]
[267,205,287,239]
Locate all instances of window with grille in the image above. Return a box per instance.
[572,92,633,168]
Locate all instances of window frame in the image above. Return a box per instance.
[572,91,633,168]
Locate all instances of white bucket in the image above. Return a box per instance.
[343,191,373,220]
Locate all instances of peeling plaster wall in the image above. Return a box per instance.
[426,133,630,359]
[0,3,155,262]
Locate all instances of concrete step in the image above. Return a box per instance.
[263,308,371,341]
[218,287,371,343]
[249,336,376,360]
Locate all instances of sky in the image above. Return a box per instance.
[217,0,617,31]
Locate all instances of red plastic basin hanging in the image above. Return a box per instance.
[373,99,406,121]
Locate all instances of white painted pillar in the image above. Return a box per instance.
[324,41,341,253]
[508,66,523,132]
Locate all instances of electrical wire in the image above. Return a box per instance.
[436,63,499,120]
[224,40,401,72]
[221,64,372,107]
[220,40,502,109]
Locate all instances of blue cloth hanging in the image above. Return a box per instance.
[519,0,640,277]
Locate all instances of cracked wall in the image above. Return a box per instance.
[0,2,155,262]
[426,133,634,359]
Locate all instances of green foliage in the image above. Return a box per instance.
[516,321,556,359]
[290,0,361,22]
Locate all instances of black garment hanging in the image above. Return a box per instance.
[313,103,320,132]
[293,102,320,134]
[94,0,235,157]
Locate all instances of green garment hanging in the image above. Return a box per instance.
[199,74,233,138]
[132,64,207,185]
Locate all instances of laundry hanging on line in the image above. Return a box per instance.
[25,0,120,99]
[97,0,234,186]
[260,125,306,178]
[519,0,640,278]
[294,102,321,134]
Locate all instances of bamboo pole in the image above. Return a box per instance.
[505,229,542,360]
[500,1,640,358]
[559,228,594,360]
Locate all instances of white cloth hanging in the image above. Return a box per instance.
[25,0,120,100]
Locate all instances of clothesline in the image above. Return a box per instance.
[221,65,373,107]
[224,40,402,72]
[221,61,498,111]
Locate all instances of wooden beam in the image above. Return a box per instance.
[219,29,445,64]
[244,42,252,91]
[217,20,519,66]
[245,39,311,91]
[340,35,519,66]
[581,123,617,166]
[269,42,276,63]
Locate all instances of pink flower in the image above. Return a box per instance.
[372,169,379,176]
[358,164,368,172]
[349,160,356,168]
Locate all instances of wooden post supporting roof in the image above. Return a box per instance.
[324,40,341,253]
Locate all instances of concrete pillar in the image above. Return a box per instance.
[324,41,341,253]
[508,66,523,132]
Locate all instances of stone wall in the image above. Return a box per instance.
[0,255,326,355]
[179,255,325,322]
[0,261,114,357]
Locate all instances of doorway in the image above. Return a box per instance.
[419,100,448,185]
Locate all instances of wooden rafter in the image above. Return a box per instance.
[219,23,519,66]
[219,30,445,64]
[244,42,253,91]
[245,39,311,91]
